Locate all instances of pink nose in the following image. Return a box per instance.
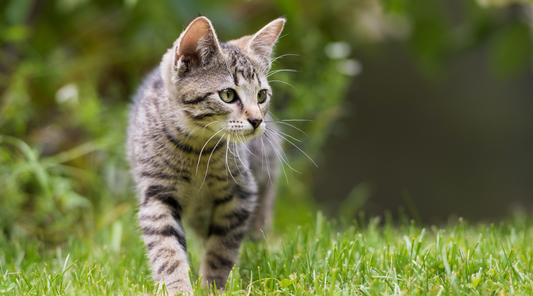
[248,118,263,129]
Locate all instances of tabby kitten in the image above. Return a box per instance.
[127,16,284,294]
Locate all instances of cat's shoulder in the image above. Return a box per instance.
[132,67,165,105]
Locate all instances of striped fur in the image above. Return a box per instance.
[127,17,284,294]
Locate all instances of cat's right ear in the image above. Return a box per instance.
[247,18,285,67]
[173,16,221,72]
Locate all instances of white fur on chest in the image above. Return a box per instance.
[178,175,230,236]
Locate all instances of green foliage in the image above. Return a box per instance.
[489,21,532,77]
[3,213,533,295]
[0,133,133,243]
[0,0,360,240]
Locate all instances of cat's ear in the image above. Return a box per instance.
[174,16,221,69]
[248,18,285,65]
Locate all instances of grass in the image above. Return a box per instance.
[2,211,533,295]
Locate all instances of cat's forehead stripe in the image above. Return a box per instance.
[221,43,260,87]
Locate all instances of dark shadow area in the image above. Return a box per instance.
[315,43,533,223]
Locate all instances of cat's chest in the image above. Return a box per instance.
[178,174,232,214]
[178,149,240,190]
[169,143,246,217]
[179,179,233,235]
[181,185,212,218]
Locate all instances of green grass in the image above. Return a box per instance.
[2,212,533,295]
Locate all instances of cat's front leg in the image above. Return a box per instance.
[199,183,257,290]
[139,183,192,294]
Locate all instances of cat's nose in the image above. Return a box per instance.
[248,118,263,129]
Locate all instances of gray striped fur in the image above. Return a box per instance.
[127,17,284,294]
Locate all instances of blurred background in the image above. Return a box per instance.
[1,0,533,244]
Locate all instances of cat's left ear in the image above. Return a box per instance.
[174,16,221,70]
[248,18,285,65]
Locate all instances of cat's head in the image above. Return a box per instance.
[161,16,285,143]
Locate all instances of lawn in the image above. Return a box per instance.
[1,211,532,295]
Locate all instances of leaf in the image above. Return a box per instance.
[1,26,30,43]
[4,0,33,25]
[471,276,482,288]
[0,282,16,292]
[383,0,409,14]
[279,278,296,288]
[489,22,531,77]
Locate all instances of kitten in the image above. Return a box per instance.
[127,16,284,294]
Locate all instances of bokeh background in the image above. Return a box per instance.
[1,0,533,244]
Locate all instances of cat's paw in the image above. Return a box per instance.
[164,279,193,296]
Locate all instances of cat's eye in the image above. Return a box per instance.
[257,90,268,103]
[219,89,236,103]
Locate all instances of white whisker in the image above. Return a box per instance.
[270,129,317,168]
[269,53,299,67]
[203,121,220,133]
[262,53,299,75]
[267,69,297,78]
[267,111,280,121]
[239,132,256,156]
[232,138,249,182]
[198,132,227,191]
[196,128,225,175]
[268,79,297,90]
[279,119,312,122]
[263,133,291,182]
[264,130,293,169]
[225,134,238,183]
[271,121,308,136]
[234,134,251,171]
[184,127,202,144]
[266,127,301,143]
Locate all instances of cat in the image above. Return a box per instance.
[127,16,285,294]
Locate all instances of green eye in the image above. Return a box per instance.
[219,89,236,103]
[257,90,268,103]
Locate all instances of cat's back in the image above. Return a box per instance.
[129,67,164,123]
[127,67,165,168]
